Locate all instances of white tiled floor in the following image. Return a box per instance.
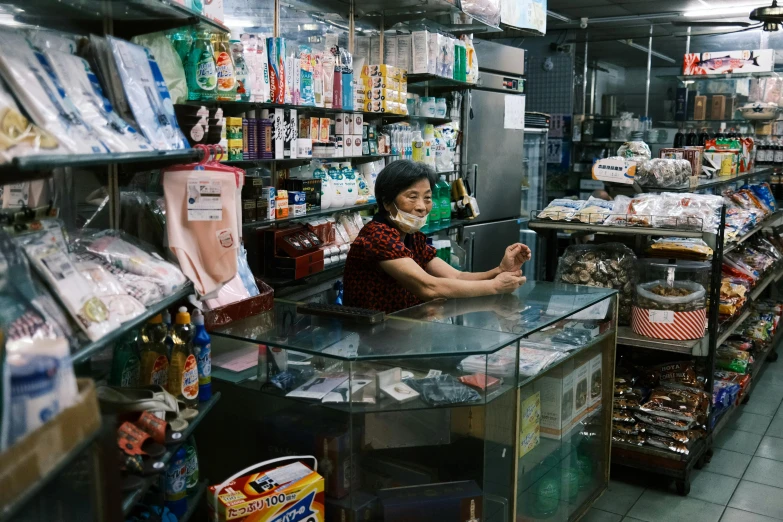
[586,358,783,521]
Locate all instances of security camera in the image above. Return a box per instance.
[580,17,588,29]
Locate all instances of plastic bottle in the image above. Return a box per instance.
[192,309,212,402]
[423,125,436,168]
[332,47,342,109]
[165,446,188,517]
[139,314,169,387]
[328,163,346,207]
[231,39,251,102]
[412,131,425,163]
[427,187,440,233]
[109,331,140,388]
[187,30,217,101]
[313,160,332,209]
[685,127,697,146]
[341,48,353,111]
[162,309,174,355]
[167,307,198,408]
[341,163,357,206]
[437,175,451,229]
[184,437,200,494]
[673,127,684,148]
[212,32,237,102]
[457,39,467,82]
[169,28,193,65]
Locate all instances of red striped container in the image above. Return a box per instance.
[631,307,706,340]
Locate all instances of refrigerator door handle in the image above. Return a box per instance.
[472,164,478,199]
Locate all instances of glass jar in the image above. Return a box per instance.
[435,98,447,118]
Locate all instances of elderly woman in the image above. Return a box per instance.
[343,160,530,313]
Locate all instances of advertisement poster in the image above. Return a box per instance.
[501,0,547,35]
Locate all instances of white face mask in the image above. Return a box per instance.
[388,204,428,234]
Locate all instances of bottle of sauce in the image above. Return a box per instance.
[698,128,710,147]
[673,127,685,148]
[685,127,697,146]
[167,307,198,408]
[139,314,169,386]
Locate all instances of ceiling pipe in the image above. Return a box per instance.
[617,39,676,63]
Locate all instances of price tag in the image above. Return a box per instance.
[547,138,563,164]
[592,158,637,185]
[648,310,675,324]
[187,179,223,221]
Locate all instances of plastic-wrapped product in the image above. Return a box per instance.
[0,82,60,163]
[107,36,189,150]
[614,397,640,410]
[613,422,643,436]
[44,50,153,152]
[204,274,251,310]
[751,182,777,213]
[76,252,163,305]
[237,246,260,297]
[617,140,652,161]
[606,193,661,227]
[644,424,693,444]
[646,435,690,455]
[636,158,690,188]
[555,243,637,324]
[649,237,713,258]
[613,411,636,423]
[458,345,516,377]
[657,193,723,232]
[613,434,646,446]
[131,32,188,104]
[75,260,146,323]
[460,0,501,27]
[538,198,585,220]
[518,347,566,376]
[635,280,707,312]
[402,375,481,406]
[634,412,696,431]
[573,196,614,224]
[0,29,108,154]
[14,223,121,341]
[74,230,186,295]
[716,345,752,373]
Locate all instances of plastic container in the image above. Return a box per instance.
[192,309,212,402]
[435,98,447,119]
[140,314,170,386]
[168,307,198,407]
[420,97,436,117]
[8,356,59,446]
[165,446,188,517]
[437,175,451,229]
[109,331,140,388]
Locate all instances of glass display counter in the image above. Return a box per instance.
[209,281,617,522]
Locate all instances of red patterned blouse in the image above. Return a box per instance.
[343,216,437,313]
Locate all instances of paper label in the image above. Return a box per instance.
[648,310,675,324]
[504,94,525,130]
[216,228,235,249]
[5,183,29,208]
[592,158,637,184]
[187,179,222,221]
[426,369,443,378]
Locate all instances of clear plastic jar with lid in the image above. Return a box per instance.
[435,98,447,118]
[421,97,436,117]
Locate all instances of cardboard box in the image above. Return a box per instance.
[351,114,364,134]
[273,108,285,159]
[326,491,377,522]
[683,49,775,75]
[519,425,540,458]
[588,354,603,409]
[694,95,707,120]
[208,461,325,522]
[0,379,100,511]
[310,118,320,142]
[520,392,541,433]
[412,30,434,74]
[383,35,398,67]
[365,88,398,102]
[397,34,412,72]
[711,95,726,120]
[535,367,575,440]
[365,99,395,113]
[363,76,400,91]
[573,360,590,420]
[378,481,483,522]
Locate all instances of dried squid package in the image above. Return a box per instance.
[555,243,637,324]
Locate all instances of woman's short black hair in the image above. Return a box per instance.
[374,160,438,215]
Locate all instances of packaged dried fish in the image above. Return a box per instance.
[646,435,690,455]
[634,411,695,431]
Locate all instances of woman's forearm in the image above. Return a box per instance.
[419,276,498,300]
[455,266,502,281]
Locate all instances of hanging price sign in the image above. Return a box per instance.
[592,158,637,184]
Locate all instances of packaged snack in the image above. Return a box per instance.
[751,182,777,213]
[613,411,636,423]
[613,422,643,436]
[538,198,585,221]
[635,280,707,312]
[649,237,713,259]
[617,140,652,161]
[644,424,692,443]
[613,397,640,410]
[716,345,752,373]
[574,196,614,224]
[638,401,703,423]
[634,412,696,431]
[646,435,690,455]
[613,433,646,446]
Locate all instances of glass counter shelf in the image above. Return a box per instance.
[208,282,617,522]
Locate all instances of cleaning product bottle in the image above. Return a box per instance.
[423,125,436,168]
[231,38,251,102]
[169,28,193,66]
[192,309,212,402]
[437,174,451,229]
[187,30,217,101]
[213,32,237,102]
[109,331,140,388]
[341,163,357,206]
[314,160,332,209]
[168,307,198,407]
[328,163,346,207]
[426,187,440,233]
[412,130,425,163]
[139,314,169,387]
[162,308,174,356]
[165,446,188,517]
[184,437,200,494]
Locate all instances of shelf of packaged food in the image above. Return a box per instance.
[179,481,208,522]
[242,202,377,230]
[724,211,783,254]
[527,220,707,239]
[717,309,752,348]
[616,326,707,356]
[221,155,389,167]
[195,100,378,117]
[750,265,783,300]
[0,149,203,182]
[613,437,706,465]
[656,167,775,194]
[71,284,193,364]
[406,74,478,91]
[122,393,221,516]
[0,424,102,522]
[2,0,229,37]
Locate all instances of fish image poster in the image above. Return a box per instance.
[683,49,775,76]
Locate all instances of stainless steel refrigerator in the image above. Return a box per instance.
[462,40,527,273]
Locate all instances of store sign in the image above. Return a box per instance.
[592,158,637,185]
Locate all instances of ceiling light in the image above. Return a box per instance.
[684,3,768,17]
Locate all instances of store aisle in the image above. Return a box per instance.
[584,358,783,522]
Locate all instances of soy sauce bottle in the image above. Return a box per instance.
[685,127,698,146]
[673,127,685,148]
[698,128,710,147]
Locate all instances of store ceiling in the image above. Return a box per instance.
[545,0,778,68]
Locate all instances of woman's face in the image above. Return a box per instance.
[384,178,433,218]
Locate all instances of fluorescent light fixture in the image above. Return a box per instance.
[617,39,676,62]
[547,10,571,22]
[0,14,23,27]
[683,3,767,17]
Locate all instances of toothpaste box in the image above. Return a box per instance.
[208,461,325,522]
[683,49,775,75]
